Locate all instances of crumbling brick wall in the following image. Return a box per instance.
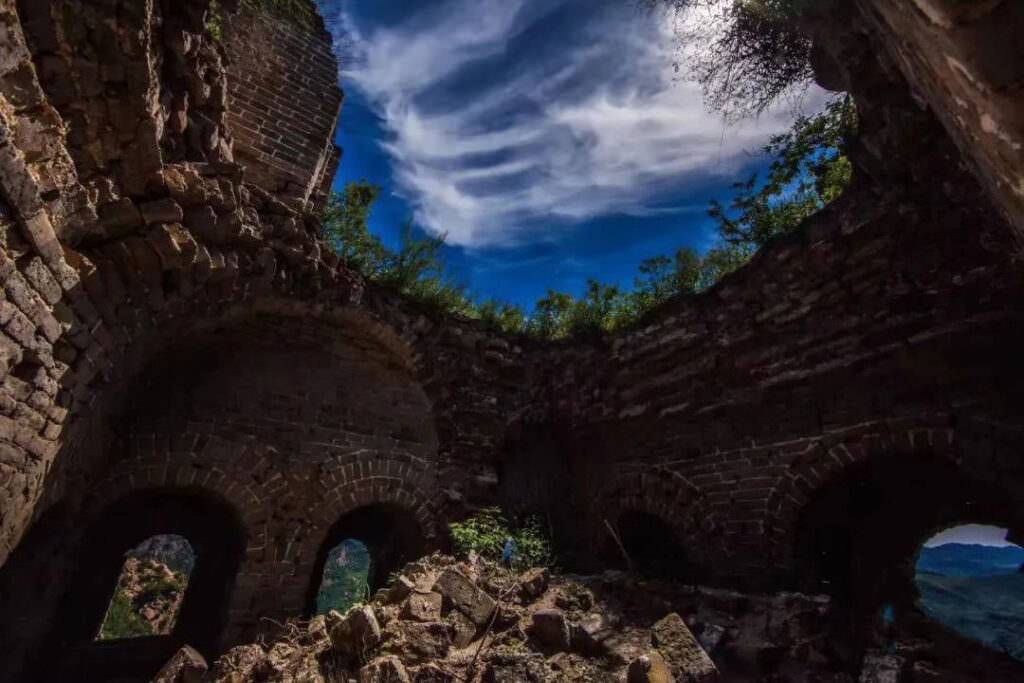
[221,1,343,210]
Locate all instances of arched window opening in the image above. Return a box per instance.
[315,539,371,615]
[614,510,691,581]
[306,503,427,615]
[96,535,195,640]
[915,524,1024,661]
[29,490,246,683]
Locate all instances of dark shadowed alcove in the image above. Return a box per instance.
[36,490,246,683]
[604,509,695,582]
[306,503,427,614]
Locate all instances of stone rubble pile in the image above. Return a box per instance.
[149,552,1022,683]
[147,551,860,683]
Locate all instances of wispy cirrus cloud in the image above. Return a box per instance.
[325,0,825,249]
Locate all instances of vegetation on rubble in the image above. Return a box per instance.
[321,95,855,339]
[449,507,555,570]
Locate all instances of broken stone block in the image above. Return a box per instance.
[518,566,550,600]
[859,652,904,683]
[652,613,718,682]
[264,641,321,681]
[152,645,207,683]
[696,623,725,654]
[482,652,549,683]
[330,605,382,658]
[140,197,184,225]
[388,575,415,603]
[401,591,443,622]
[99,198,142,237]
[360,655,411,683]
[432,567,496,626]
[413,663,454,682]
[385,621,453,663]
[627,652,674,683]
[300,614,331,653]
[209,644,268,681]
[571,612,611,654]
[531,608,571,652]
[446,607,478,647]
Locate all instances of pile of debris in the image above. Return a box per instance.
[148,552,1015,682]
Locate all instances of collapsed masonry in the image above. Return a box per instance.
[0,0,1022,681]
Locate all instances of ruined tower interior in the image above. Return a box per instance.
[0,0,1022,681]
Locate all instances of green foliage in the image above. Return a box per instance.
[99,590,153,640]
[322,183,523,331]
[449,507,555,571]
[322,180,388,273]
[477,299,528,333]
[97,559,189,640]
[709,95,856,248]
[206,1,224,41]
[322,95,854,341]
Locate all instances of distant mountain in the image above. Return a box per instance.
[129,535,196,575]
[915,572,1024,661]
[316,539,371,615]
[916,543,1024,578]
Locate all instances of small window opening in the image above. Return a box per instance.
[96,534,195,640]
[316,538,371,614]
[915,524,1024,660]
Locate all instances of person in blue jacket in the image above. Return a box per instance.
[501,537,516,568]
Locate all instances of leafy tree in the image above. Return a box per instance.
[698,242,754,288]
[478,300,528,334]
[630,247,703,314]
[567,280,629,337]
[322,180,388,274]
[322,91,855,339]
[643,0,816,120]
[526,290,576,340]
[708,95,856,248]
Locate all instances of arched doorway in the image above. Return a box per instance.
[793,454,1021,656]
[38,490,246,683]
[315,539,372,614]
[914,524,1024,660]
[307,503,426,614]
[611,510,693,581]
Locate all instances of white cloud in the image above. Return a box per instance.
[332,0,827,248]
[924,524,1014,548]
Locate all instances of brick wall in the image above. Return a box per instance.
[222,1,344,210]
[1,0,1024,678]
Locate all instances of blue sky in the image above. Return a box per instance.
[317,0,825,309]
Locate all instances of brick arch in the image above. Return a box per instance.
[289,453,443,614]
[301,453,443,558]
[81,446,324,641]
[590,466,723,569]
[766,415,1024,570]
